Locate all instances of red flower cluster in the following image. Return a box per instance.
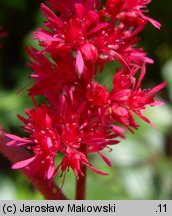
[7,0,165,180]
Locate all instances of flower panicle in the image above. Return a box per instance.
[6,0,165,181]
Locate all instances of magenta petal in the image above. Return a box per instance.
[141,13,161,29]
[41,4,64,29]
[34,32,55,41]
[75,4,85,19]
[76,50,84,75]
[87,23,109,36]
[111,50,131,71]
[5,134,31,143]
[134,111,157,129]
[151,100,164,106]
[7,141,28,146]
[47,137,53,148]
[146,81,166,96]
[47,162,55,179]
[88,164,109,176]
[90,138,106,143]
[136,64,146,89]
[75,101,86,121]
[88,11,99,24]
[12,157,35,169]
[106,140,119,145]
[110,125,125,138]
[98,152,112,167]
[6,140,17,146]
[6,134,23,140]
[59,94,67,113]
[149,18,161,29]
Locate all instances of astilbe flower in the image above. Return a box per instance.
[5,0,165,198]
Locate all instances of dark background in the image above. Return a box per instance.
[0,0,172,199]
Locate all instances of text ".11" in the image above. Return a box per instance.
[157,204,167,213]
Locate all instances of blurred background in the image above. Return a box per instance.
[0,0,172,200]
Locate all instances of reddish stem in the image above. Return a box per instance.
[75,164,87,200]
[75,144,87,200]
[0,129,67,200]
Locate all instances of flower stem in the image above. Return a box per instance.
[0,128,68,200]
[75,164,87,200]
[75,144,87,200]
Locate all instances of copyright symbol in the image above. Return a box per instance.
[3,204,16,214]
